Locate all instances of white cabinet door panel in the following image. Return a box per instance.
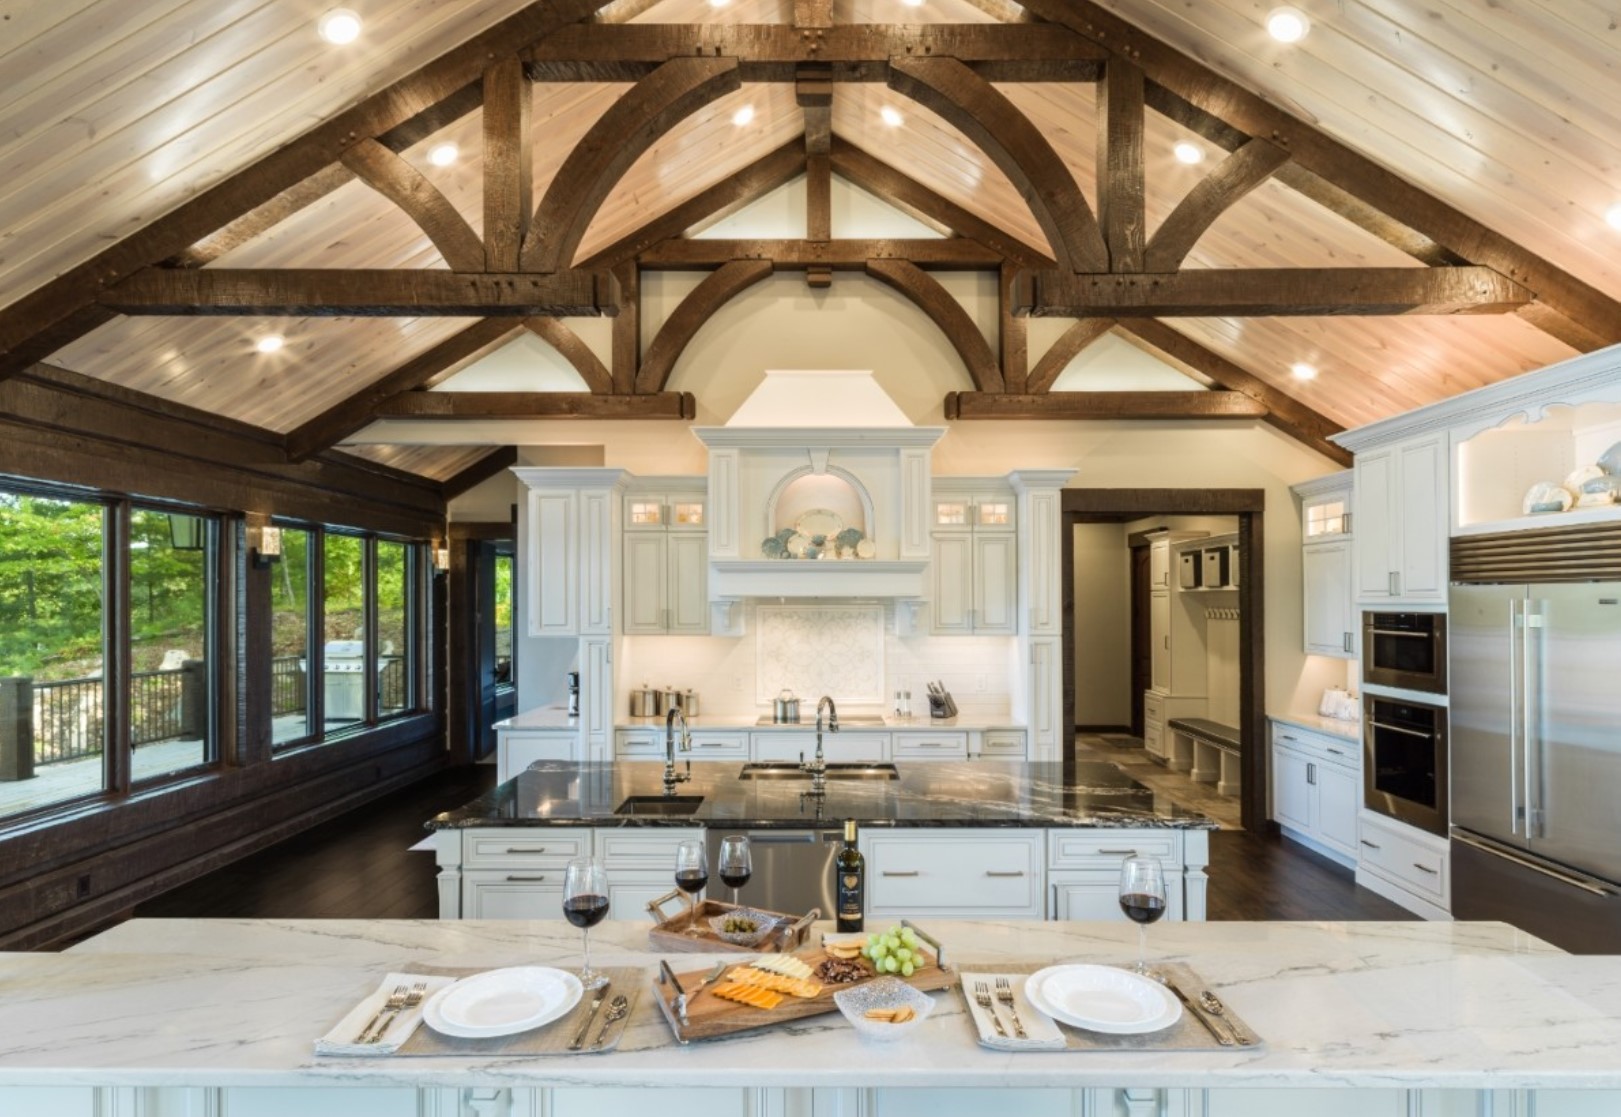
[464,872,565,920]
[528,491,576,635]
[1397,435,1447,602]
[1204,1089,1408,1117]
[1317,762,1361,859]
[1272,747,1314,833]
[667,532,710,634]
[931,533,973,633]
[973,532,1017,634]
[218,1090,421,1117]
[622,532,667,634]
[1354,449,1395,601]
[1303,541,1354,657]
[1150,592,1170,691]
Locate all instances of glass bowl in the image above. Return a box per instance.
[706,908,781,947]
[833,977,935,1041]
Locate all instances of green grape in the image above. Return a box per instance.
[871,943,888,960]
[885,955,900,973]
[867,933,880,947]
[901,960,915,978]
[884,934,900,951]
[900,928,918,945]
[860,944,872,959]
[895,947,912,964]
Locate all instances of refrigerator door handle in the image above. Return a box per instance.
[1509,597,1521,837]
[1453,830,1618,897]
[1523,600,1544,839]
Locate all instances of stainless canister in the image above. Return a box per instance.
[773,689,799,723]
[681,688,700,716]
[660,686,683,713]
[629,684,660,718]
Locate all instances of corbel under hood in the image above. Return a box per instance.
[693,371,944,600]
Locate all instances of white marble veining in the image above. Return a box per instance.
[22,919,1621,1090]
[1268,711,1361,743]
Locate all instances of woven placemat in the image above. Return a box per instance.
[956,960,1261,1053]
[387,964,649,1057]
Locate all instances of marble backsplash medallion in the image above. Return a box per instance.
[755,604,886,704]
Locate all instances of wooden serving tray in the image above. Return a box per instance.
[645,892,817,954]
[652,924,955,1044]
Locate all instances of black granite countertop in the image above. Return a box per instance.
[425,760,1216,830]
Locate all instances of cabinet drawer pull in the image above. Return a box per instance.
[985,870,1026,878]
[695,742,731,749]
[1342,632,1353,654]
[504,847,547,853]
[1412,862,1439,875]
[504,875,548,882]
[1360,840,1381,850]
[1277,734,1297,743]
[881,870,921,878]
[1098,848,1138,856]
[914,742,946,748]
[1326,748,1346,757]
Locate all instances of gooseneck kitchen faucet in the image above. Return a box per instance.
[799,695,840,797]
[663,706,692,795]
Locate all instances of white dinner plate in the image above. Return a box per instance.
[1024,964,1181,1035]
[422,966,583,1039]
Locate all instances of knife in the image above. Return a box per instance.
[568,980,612,1051]
[1162,976,1233,1046]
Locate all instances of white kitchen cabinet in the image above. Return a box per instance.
[1353,434,1447,605]
[972,728,1027,759]
[516,469,628,637]
[1356,809,1449,917]
[1028,637,1060,760]
[929,532,972,633]
[929,483,1016,636]
[1269,721,1360,866]
[1149,590,1170,690]
[624,489,706,532]
[582,638,613,762]
[599,828,703,919]
[862,830,1044,919]
[750,731,889,763]
[497,729,576,781]
[462,870,564,919]
[1048,870,1186,921]
[623,532,709,635]
[1302,540,1356,657]
[891,729,969,760]
[617,727,742,762]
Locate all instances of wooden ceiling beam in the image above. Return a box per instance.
[637,260,775,393]
[1097,59,1146,273]
[577,141,806,272]
[376,391,695,420]
[520,319,613,395]
[0,0,621,382]
[638,239,1008,269]
[522,58,742,273]
[867,258,1004,393]
[339,140,486,272]
[526,24,1107,81]
[441,446,520,499]
[829,138,1054,268]
[1143,139,1289,272]
[1013,266,1533,318]
[611,262,639,395]
[102,269,619,317]
[801,64,835,289]
[1018,0,1621,347]
[945,391,1267,420]
[888,56,1108,273]
[999,263,1029,394]
[1026,318,1117,394]
[285,319,525,462]
[483,58,533,272]
[1115,320,1351,466]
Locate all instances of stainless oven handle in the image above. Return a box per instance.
[1367,720,1434,740]
[1367,628,1435,638]
[1452,831,1617,896]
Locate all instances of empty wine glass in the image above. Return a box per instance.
[718,835,752,905]
[1118,855,1168,976]
[563,857,610,987]
[674,838,708,935]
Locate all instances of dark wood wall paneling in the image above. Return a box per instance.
[0,367,451,949]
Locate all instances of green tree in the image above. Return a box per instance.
[0,493,106,679]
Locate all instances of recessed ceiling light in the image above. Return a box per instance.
[708,0,730,7]
[1266,6,1310,42]
[318,8,362,44]
[901,0,926,7]
[1173,141,1205,165]
[1606,204,1621,230]
[256,335,285,354]
[880,106,905,127]
[1291,362,1319,381]
[427,142,458,167]
[731,105,756,127]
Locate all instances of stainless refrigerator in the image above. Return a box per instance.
[1449,582,1621,953]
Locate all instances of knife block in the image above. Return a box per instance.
[928,689,959,719]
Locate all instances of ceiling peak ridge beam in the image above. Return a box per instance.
[866,258,1004,393]
[1012,266,1533,318]
[525,24,1107,82]
[1015,0,1621,350]
[339,140,486,272]
[483,57,533,273]
[638,239,1006,269]
[375,391,695,421]
[887,55,1108,273]
[946,390,1268,421]
[0,0,623,383]
[521,57,743,274]
[636,259,774,394]
[1114,320,1350,467]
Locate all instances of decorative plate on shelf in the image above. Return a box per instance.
[794,508,845,541]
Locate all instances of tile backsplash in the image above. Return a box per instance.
[619,602,1013,719]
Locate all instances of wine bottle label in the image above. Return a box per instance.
[837,872,864,929]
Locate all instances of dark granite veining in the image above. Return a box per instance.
[426,760,1217,831]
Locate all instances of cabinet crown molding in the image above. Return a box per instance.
[691,426,946,449]
[512,467,633,490]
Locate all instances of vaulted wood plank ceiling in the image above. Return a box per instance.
[3,0,1615,474]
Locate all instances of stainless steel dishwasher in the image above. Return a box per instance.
[705,828,840,917]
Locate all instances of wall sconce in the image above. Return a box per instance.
[433,541,451,572]
[249,519,283,569]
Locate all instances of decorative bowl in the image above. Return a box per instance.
[706,908,781,947]
[834,977,935,1041]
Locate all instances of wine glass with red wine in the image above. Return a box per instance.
[719,835,751,905]
[1118,855,1168,976]
[674,838,709,936]
[563,857,610,986]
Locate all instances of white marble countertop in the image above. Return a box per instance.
[12,918,1621,1090]
[619,715,1025,732]
[494,706,578,731]
[1268,711,1361,742]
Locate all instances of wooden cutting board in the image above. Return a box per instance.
[652,944,956,1043]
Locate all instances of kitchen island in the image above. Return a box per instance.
[428,760,1215,922]
[8,918,1621,1117]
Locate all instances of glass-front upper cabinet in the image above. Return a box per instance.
[625,481,706,532]
[1297,472,1354,540]
[932,484,1016,533]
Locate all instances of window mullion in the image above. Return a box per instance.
[106,500,132,796]
[364,536,379,725]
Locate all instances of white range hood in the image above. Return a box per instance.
[693,371,945,600]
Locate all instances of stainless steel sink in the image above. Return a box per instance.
[736,762,899,781]
[615,795,704,816]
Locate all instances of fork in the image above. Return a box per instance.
[355,985,408,1044]
[365,981,427,1045]
[994,977,1027,1039]
[973,981,1007,1039]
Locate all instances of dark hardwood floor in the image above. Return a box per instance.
[121,764,1412,924]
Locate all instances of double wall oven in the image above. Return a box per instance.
[1361,610,1448,836]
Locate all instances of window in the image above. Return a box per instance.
[376,539,410,717]
[493,550,514,690]
[128,508,215,783]
[0,489,108,818]
[322,533,366,731]
[271,527,314,746]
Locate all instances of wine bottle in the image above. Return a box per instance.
[835,818,865,933]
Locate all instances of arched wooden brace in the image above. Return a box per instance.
[1026,317,1116,394]
[1143,138,1290,272]
[865,258,1004,393]
[521,317,613,394]
[522,57,742,273]
[635,259,774,394]
[339,139,487,272]
[887,56,1108,274]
